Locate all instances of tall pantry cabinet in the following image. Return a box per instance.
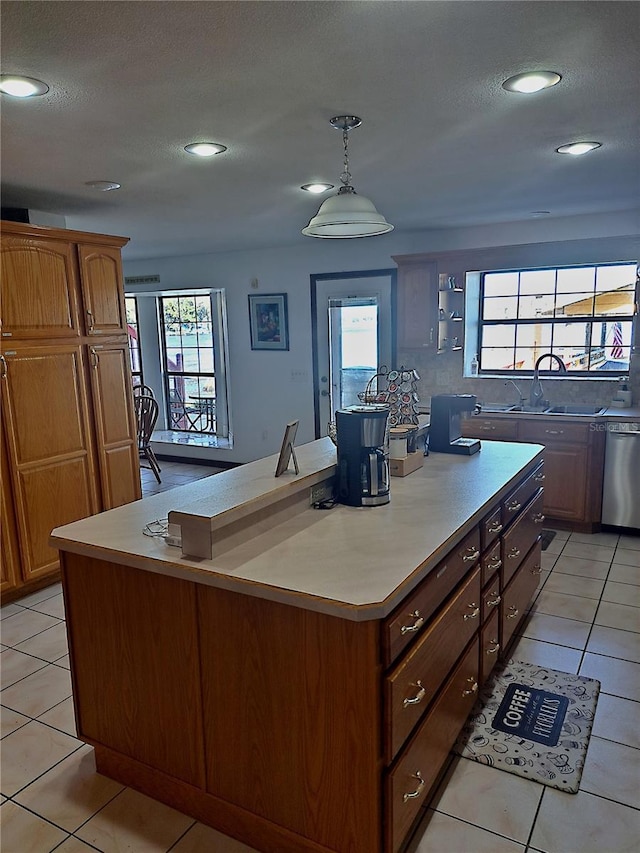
[0,221,141,603]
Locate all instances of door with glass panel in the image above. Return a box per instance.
[312,272,394,437]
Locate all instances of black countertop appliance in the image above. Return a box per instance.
[429,394,481,455]
[335,405,390,506]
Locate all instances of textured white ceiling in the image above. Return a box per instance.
[1,1,639,259]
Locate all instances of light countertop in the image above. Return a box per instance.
[51,439,543,621]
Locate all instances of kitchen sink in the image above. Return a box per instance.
[478,403,518,412]
[477,403,605,416]
[545,405,605,415]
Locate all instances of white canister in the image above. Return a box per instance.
[389,427,409,459]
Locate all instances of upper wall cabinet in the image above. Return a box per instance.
[78,244,128,336]
[393,256,438,349]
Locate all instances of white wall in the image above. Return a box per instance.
[123,210,640,463]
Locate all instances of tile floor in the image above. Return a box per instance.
[1,463,639,852]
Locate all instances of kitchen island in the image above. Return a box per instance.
[52,438,545,853]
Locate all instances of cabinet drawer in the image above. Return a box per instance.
[385,568,481,761]
[383,527,480,665]
[502,461,544,528]
[481,540,502,588]
[386,638,479,853]
[480,609,500,685]
[502,491,544,587]
[462,417,518,440]
[519,419,590,445]
[502,541,543,652]
[481,506,503,552]
[481,575,501,623]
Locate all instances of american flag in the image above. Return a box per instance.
[611,322,623,359]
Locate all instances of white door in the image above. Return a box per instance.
[313,272,394,437]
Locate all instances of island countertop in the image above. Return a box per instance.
[51,438,543,621]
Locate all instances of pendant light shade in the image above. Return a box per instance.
[302,116,393,239]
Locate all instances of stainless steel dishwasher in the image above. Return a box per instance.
[601,421,640,529]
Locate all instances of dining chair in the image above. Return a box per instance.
[134,393,162,482]
[133,383,155,399]
[169,388,202,430]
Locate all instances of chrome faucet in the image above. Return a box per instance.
[529,353,567,408]
[504,379,526,408]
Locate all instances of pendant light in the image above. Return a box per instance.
[302,116,393,239]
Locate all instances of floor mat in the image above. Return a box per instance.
[453,659,600,793]
[541,529,557,550]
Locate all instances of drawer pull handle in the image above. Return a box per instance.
[463,604,480,621]
[534,473,546,482]
[506,500,522,512]
[86,309,95,330]
[486,641,500,655]
[462,678,478,696]
[533,512,545,524]
[531,565,543,575]
[487,558,502,570]
[487,522,503,534]
[507,547,521,560]
[462,547,480,562]
[486,594,501,607]
[400,611,424,635]
[480,425,496,431]
[403,771,425,803]
[545,429,564,435]
[403,681,426,708]
[506,605,519,619]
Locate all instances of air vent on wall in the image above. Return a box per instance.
[124,275,161,285]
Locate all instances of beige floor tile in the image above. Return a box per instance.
[540,552,558,571]
[0,648,48,689]
[561,540,616,563]
[548,528,570,541]
[579,736,640,809]
[37,696,77,737]
[595,601,640,633]
[521,612,591,650]
[541,572,605,600]
[551,555,610,580]
[15,743,124,832]
[170,821,259,852]
[509,637,582,673]
[410,809,526,853]
[76,786,194,852]
[54,837,102,852]
[14,622,69,663]
[532,590,599,623]
[530,788,640,853]
[618,534,640,552]
[591,693,640,749]
[430,756,542,843]
[1,663,73,717]
[1,603,25,620]
[542,537,564,556]
[14,583,62,608]
[1,705,30,739]
[0,800,68,853]
[30,593,66,620]
[570,530,619,547]
[602,580,640,608]
[0,720,81,796]
[579,652,640,701]
[54,654,71,670]
[613,547,640,568]
[608,562,640,585]
[587,625,640,664]
[0,609,61,647]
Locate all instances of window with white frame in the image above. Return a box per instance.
[477,262,637,375]
[125,296,143,386]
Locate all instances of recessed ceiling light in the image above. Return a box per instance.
[301,183,335,194]
[0,75,49,97]
[85,181,121,191]
[502,71,561,94]
[556,142,602,156]
[184,142,227,157]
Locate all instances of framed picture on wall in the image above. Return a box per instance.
[248,293,289,350]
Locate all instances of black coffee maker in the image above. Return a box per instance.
[335,405,390,506]
[429,395,481,455]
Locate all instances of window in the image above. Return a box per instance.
[159,292,230,437]
[125,296,143,386]
[477,262,637,375]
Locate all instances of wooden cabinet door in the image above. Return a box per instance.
[537,443,587,521]
[0,235,82,340]
[1,344,100,581]
[78,244,127,336]
[395,261,438,349]
[1,433,20,594]
[88,342,141,508]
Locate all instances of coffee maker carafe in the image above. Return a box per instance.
[335,405,390,507]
